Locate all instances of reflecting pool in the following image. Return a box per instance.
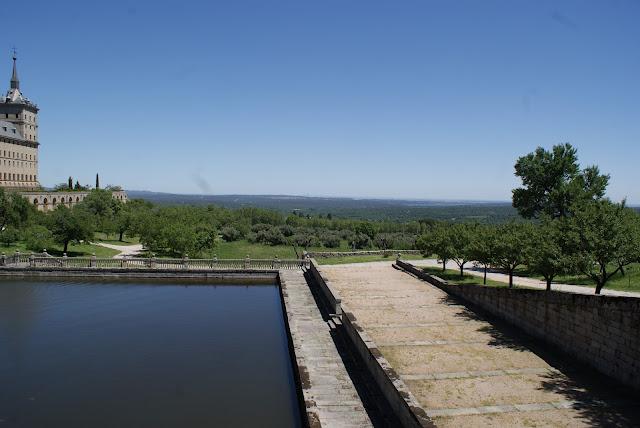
[0,278,301,427]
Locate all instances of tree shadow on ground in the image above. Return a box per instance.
[441,294,532,352]
[439,294,640,426]
[538,370,640,426]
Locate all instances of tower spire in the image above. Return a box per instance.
[10,48,19,90]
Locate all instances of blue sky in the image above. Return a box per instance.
[3,1,639,202]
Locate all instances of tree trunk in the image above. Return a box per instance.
[442,259,446,271]
[595,282,604,295]
[460,264,464,278]
[63,240,69,253]
[119,230,124,242]
[546,277,552,291]
[483,266,487,285]
[509,271,514,288]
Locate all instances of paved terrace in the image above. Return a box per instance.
[321,262,640,427]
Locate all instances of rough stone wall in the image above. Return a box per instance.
[395,260,640,391]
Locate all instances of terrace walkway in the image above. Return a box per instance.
[321,262,640,427]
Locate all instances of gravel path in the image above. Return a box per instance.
[93,243,144,259]
[318,259,640,297]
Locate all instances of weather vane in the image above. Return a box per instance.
[11,47,17,59]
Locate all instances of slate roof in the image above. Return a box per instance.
[0,120,25,141]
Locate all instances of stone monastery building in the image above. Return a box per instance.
[0,52,126,210]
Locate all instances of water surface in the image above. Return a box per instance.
[0,278,301,427]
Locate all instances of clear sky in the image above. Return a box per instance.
[3,0,639,202]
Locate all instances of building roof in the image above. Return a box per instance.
[2,53,37,109]
[0,120,25,141]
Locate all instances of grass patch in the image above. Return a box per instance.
[94,232,140,245]
[513,264,640,293]
[421,266,508,288]
[0,241,119,258]
[319,254,426,265]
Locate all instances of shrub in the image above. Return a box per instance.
[221,226,242,242]
[1,226,21,246]
[23,225,54,252]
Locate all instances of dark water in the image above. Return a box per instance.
[0,279,302,427]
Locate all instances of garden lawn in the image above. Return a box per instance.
[513,264,640,293]
[0,241,119,258]
[319,254,426,265]
[421,266,508,288]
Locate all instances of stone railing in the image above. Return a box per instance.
[1,253,308,271]
[306,249,420,259]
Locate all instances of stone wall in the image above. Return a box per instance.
[395,259,640,391]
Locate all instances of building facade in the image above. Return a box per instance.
[1,52,127,210]
[0,53,39,190]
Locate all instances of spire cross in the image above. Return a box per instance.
[11,47,17,60]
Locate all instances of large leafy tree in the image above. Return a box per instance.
[0,188,35,230]
[567,200,640,294]
[48,206,95,253]
[512,143,609,219]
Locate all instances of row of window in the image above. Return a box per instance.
[1,173,36,181]
[2,160,36,168]
[1,150,35,160]
[2,113,36,122]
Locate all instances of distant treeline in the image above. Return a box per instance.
[127,191,519,223]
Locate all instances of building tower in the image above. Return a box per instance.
[0,50,40,190]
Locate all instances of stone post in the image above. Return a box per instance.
[182,254,189,269]
[1,253,5,266]
[211,254,218,269]
[29,253,35,268]
[273,255,280,269]
[150,255,157,269]
[244,255,251,270]
[90,253,97,268]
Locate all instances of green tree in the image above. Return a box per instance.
[80,189,121,234]
[468,224,499,285]
[416,224,455,271]
[492,222,534,288]
[512,143,609,219]
[449,223,477,277]
[567,200,640,294]
[0,225,20,246]
[0,188,35,229]
[526,220,570,291]
[23,225,54,252]
[48,206,94,253]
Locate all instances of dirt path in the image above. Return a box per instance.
[319,259,640,297]
[410,259,640,297]
[93,242,144,259]
[321,263,640,427]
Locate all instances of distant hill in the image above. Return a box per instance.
[127,191,518,223]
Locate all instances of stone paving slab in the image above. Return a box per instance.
[321,262,640,427]
[279,270,372,427]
